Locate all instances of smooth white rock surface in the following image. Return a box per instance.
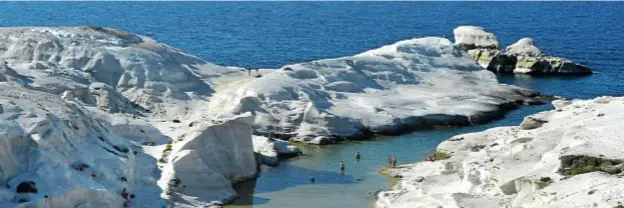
[158,113,258,207]
[453,26,500,49]
[0,26,251,118]
[208,37,537,144]
[377,97,624,208]
[505,38,542,56]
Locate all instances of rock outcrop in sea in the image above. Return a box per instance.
[376,97,624,208]
[454,26,592,75]
[208,37,542,145]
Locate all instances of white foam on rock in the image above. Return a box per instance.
[453,26,500,49]
[377,96,624,208]
[208,37,538,144]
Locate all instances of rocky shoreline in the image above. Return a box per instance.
[376,97,624,208]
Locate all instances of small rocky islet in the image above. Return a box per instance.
[455,25,592,75]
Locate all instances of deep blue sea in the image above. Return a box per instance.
[2,2,623,208]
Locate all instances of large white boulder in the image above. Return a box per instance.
[506,38,542,56]
[377,97,624,208]
[209,37,539,144]
[453,26,500,50]
[252,136,280,166]
[159,113,258,207]
[252,135,302,166]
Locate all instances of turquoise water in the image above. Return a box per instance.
[230,103,551,208]
[2,2,623,208]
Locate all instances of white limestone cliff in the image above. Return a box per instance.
[377,97,624,208]
[0,27,259,207]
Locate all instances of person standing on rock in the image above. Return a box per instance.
[392,156,397,168]
[387,156,393,167]
[355,152,361,161]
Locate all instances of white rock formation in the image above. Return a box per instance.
[506,38,542,56]
[252,135,302,166]
[0,27,260,207]
[208,37,539,144]
[158,113,258,207]
[0,26,249,117]
[456,26,591,75]
[453,26,499,50]
[0,84,165,207]
[377,97,624,208]
[0,26,545,206]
